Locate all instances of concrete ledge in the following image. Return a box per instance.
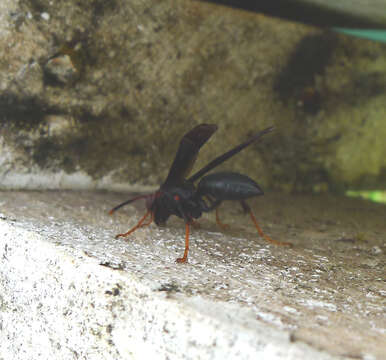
[0,191,385,359]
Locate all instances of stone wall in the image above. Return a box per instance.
[1,0,386,192]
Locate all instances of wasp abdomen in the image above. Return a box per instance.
[197,172,264,201]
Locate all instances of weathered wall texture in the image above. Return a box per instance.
[1,0,386,192]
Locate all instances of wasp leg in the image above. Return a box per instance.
[139,211,154,227]
[176,223,190,263]
[215,206,230,230]
[115,210,153,239]
[203,197,228,230]
[204,197,229,230]
[240,200,292,247]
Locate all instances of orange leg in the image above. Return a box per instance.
[249,210,292,247]
[139,211,154,227]
[176,223,190,263]
[115,210,153,239]
[215,207,230,230]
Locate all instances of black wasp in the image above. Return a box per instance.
[110,124,291,263]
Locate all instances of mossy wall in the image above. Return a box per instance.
[1,0,385,192]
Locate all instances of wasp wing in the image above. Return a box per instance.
[188,126,274,183]
[163,124,218,186]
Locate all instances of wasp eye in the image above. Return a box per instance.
[174,195,180,201]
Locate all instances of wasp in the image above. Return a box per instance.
[110,124,291,263]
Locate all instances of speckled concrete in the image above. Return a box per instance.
[0,190,385,359]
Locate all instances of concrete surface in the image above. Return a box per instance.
[0,190,385,359]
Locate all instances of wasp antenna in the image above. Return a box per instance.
[109,194,152,215]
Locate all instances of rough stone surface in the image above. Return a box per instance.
[0,0,386,192]
[0,190,385,359]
